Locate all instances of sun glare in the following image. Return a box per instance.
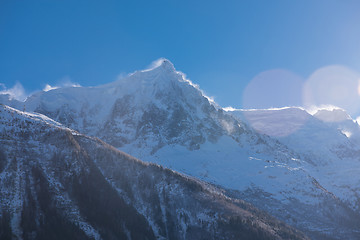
[242,69,303,109]
[303,65,360,117]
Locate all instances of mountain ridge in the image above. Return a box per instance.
[1,59,360,239]
[0,104,309,240]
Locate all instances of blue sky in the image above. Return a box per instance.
[1,0,360,116]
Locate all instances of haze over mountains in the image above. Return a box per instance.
[1,59,360,239]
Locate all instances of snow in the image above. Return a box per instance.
[2,104,61,127]
[2,59,360,238]
[229,107,311,137]
[4,61,360,210]
[228,106,360,209]
[314,108,352,122]
[0,104,103,240]
[6,61,357,209]
[10,158,25,240]
[124,135,323,205]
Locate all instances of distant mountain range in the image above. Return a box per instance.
[1,59,360,239]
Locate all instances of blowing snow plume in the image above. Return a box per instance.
[0,82,27,101]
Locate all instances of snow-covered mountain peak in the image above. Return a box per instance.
[228,107,311,137]
[132,58,178,80]
[314,108,352,122]
[141,58,176,72]
[154,58,175,71]
[15,59,226,152]
[108,58,191,98]
[3,60,360,239]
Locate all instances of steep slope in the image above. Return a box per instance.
[0,104,308,240]
[2,59,360,239]
[24,60,238,153]
[229,107,360,209]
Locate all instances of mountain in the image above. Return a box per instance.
[229,107,360,209]
[2,59,360,239]
[0,104,308,240]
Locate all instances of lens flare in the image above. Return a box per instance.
[303,65,360,118]
[242,107,310,137]
[242,69,306,137]
[242,69,304,109]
